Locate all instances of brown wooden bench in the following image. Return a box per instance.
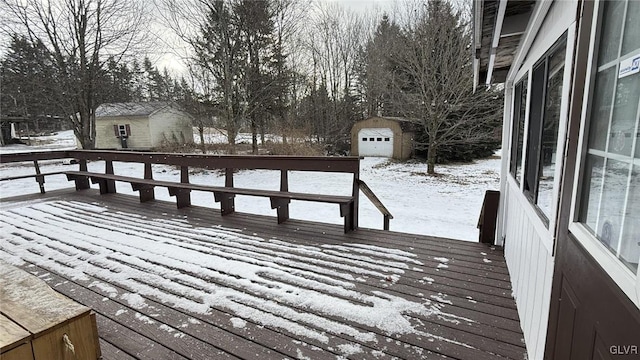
[65,171,357,232]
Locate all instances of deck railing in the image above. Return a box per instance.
[0,150,393,230]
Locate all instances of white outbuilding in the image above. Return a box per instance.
[94,102,193,150]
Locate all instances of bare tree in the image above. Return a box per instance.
[1,0,149,149]
[271,0,309,144]
[305,2,367,144]
[393,0,502,174]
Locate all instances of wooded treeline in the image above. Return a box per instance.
[0,0,502,172]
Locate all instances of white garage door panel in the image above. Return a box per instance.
[358,128,394,157]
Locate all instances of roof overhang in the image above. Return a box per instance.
[473,0,535,89]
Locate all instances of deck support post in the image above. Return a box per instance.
[72,160,90,190]
[383,215,390,231]
[172,166,191,208]
[214,192,235,215]
[340,201,356,233]
[351,174,360,230]
[270,197,290,223]
[138,163,155,202]
[133,183,155,203]
[169,187,191,208]
[219,168,235,215]
[276,170,290,223]
[103,160,116,194]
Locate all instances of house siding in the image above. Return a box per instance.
[499,1,578,359]
[504,183,554,360]
[148,108,193,148]
[95,116,151,149]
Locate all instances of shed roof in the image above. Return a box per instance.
[95,102,177,118]
[356,116,420,132]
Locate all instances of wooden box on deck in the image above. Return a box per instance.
[0,261,101,360]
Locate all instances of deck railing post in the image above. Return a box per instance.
[220,168,235,215]
[276,169,290,223]
[478,190,500,244]
[33,160,45,194]
[103,160,117,194]
[351,171,360,231]
[139,162,155,202]
[174,166,191,208]
[75,160,90,190]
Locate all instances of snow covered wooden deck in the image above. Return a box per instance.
[0,189,525,360]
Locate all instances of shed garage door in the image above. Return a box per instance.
[358,128,393,157]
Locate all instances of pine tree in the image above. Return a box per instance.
[1,35,61,131]
[357,14,403,117]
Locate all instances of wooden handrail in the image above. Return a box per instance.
[0,150,407,231]
[357,179,393,230]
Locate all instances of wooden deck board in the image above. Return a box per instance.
[0,189,526,359]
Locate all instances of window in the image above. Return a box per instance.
[369,138,374,141]
[377,138,382,141]
[578,0,640,273]
[510,77,528,183]
[362,138,368,141]
[523,35,567,222]
[114,124,131,137]
[384,138,390,141]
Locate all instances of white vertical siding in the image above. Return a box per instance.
[499,2,579,359]
[504,184,555,360]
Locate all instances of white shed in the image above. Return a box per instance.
[95,102,193,150]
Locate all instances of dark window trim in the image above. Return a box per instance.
[522,33,568,225]
[510,78,527,182]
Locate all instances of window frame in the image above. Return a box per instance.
[522,34,568,225]
[509,76,528,184]
[569,0,640,308]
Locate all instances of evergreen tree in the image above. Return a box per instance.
[0,35,61,132]
[235,0,277,154]
[357,14,403,117]
[194,0,244,153]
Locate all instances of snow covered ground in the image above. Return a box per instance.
[0,130,501,241]
[0,130,518,358]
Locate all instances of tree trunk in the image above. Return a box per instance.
[251,115,258,155]
[198,126,206,153]
[427,141,437,174]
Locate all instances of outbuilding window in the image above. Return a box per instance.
[114,124,131,137]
